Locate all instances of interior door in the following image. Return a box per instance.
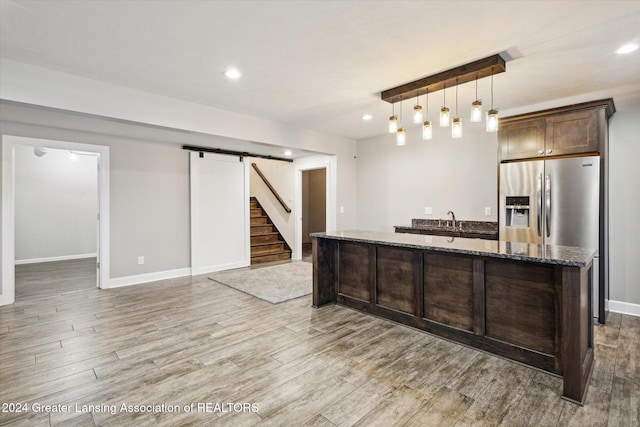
[190,152,250,275]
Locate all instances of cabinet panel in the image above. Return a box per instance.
[338,242,371,302]
[376,247,416,315]
[499,118,545,160]
[424,253,474,331]
[485,261,557,355]
[545,109,599,156]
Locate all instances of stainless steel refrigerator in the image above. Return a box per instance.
[499,156,600,318]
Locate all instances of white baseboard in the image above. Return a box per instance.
[608,300,640,317]
[106,267,192,289]
[191,261,250,276]
[0,293,14,306]
[15,253,97,265]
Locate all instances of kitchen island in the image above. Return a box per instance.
[311,230,595,404]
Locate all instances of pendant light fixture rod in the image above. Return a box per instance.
[455,78,459,116]
[490,72,494,110]
[381,54,505,103]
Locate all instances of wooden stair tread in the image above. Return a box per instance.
[251,252,292,263]
[251,241,284,249]
[249,197,291,264]
[251,246,289,256]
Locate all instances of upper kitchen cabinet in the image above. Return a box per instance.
[499,99,615,161]
[499,118,545,160]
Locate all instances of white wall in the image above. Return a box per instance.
[609,95,640,310]
[0,60,358,232]
[356,123,498,232]
[2,119,191,281]
[109,138,191,279]
[14,145,97,262]
[0,60,357,297]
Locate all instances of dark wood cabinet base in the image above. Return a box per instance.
[313,235,594,405]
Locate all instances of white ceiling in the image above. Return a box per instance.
[1,0,639,142]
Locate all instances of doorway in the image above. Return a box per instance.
[301,168,326,262]
[14,145,99,300]
[1,135,110,306]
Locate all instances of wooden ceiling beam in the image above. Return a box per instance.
[381,54,506,104]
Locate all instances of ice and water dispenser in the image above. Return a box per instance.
[505,196,530,227]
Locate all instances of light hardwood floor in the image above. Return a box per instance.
[0,260,638,426]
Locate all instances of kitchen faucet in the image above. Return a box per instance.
[447,210,456,228]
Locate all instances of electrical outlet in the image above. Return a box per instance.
[340,206,345,213]
[138,256,144,265]
[484,207,492,216]
[424,207,433,215]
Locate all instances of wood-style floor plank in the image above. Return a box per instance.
[1,259,638,426]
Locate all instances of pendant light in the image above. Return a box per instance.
[470,74,482,122]
[440,84,450,127]
[397,100,406,146]
[388,103,398,133]
[422,89,433,140]
[486,69,499,132]
[413,92,423,124]
[397,127,406,146]
[451,78,462,139]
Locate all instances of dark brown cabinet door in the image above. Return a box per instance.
[545,109,599,156]
[499,118,546,161]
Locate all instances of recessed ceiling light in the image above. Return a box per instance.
[284,150,292,157]
[362,114,373,121]
[616,43,638,54]
[224,68,241,79]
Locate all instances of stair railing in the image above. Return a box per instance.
[251,163,292,213]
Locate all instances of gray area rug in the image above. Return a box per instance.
[209,261,312,304]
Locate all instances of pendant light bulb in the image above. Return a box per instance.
[388,101,398,133]
[470,100,483,123]
[451,78,462,138]
[440,85,449,127]
[486,109,499,132]
[440,107,450,127]
[389,115,398,133]
[413,105,423,124]
[396,127,406,146]
[470,75,482,122]
[413,93,423,124]
[486,70,498,132]
[422,120,433,140]
[452,117,463,138]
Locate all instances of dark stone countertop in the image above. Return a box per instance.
[394,219,498,236]
[311,230,595,267]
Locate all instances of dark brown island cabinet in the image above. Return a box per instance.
[312,230,596,405]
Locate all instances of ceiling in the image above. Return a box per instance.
[1,0,639,142]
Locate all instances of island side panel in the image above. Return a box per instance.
[484,260,559,367]
[337,242,372,303]
[312,236,337,307]
[376,246,418,315]
[561,263,594,404]
[423,253,474,332]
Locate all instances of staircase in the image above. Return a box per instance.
[250,197,291,264]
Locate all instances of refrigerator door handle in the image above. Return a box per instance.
[537,173,543,237]
[545,174,551,238]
